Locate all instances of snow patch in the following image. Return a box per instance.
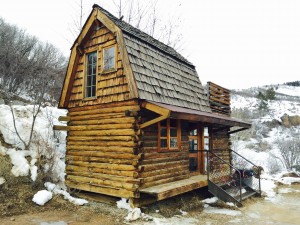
[203,206,241,216]
[117,198,131,210]
[0,177,5,185]
[125,208,142,221]
[7,148,30,177]
[202,197,218,204]
[32,190,53,206]
[278,177,300,185]
[45,182,88,206]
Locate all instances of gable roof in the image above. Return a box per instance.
[59,5,211,113]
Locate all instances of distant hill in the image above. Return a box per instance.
[230,82,300,174]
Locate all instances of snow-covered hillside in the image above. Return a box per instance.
[231,84,300,174]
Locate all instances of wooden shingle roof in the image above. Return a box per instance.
[93,5,211,113]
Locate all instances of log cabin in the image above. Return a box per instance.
[57,4,261,207]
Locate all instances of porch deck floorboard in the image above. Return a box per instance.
[140,175,208,201]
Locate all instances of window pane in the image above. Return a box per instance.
[170,128,177,137]
[91,86,96,97]
[160,128,167,137]
[189,140,198,151]
[86,52,97,98]
[189,129,198,136]
[104,46,115,70]
[87,75,92,86]
[170,138,178,148]
[170,119,177,127]
[86,87,91,98]
[204,127,209,136]
[160,120,167,127]
[160,139,167,148]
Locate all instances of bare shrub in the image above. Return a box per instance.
[267,156,282,175]
[275,135,300,170]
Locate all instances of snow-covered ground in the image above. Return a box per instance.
[0,104,87,206]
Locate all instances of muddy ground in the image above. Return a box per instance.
[1,176,300,225]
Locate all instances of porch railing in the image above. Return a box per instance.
[199,149,262,206]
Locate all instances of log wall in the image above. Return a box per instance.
[68,25,130,108]
[210,129,231,171]
[65,100,142,198]
[139,117,190,189]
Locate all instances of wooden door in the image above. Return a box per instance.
[188,125,210,174]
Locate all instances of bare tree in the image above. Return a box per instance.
[275,134,300,170]
[0,18,66,150]
[110,0,184,51]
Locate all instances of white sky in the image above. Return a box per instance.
[0,0,299,89]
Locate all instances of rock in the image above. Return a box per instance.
[11,100,25,106]
[282,172,300,178]
[280,114,300,127]
[10,217,15,221]
[0,98,4,105]
[262,119,281,128]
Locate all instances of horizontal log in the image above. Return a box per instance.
[67,135,136,142]
[67,160,136,171]
[144,152,187,159]
[58,116,70,122]
[66,180,139,198]
[67,140,137,147]
[141,165,189,178]
[67,171,142,184]
[68,129,137,136]
[69,105,140,117]
[125,110,139,117]
[70,113,126,121]
[141,155,188,165]
[143,170,189,183]
[68,123,134,131]
[66,145,136,153]
[67,175,139,191]
[53,125,69,131]
[66,156,139,166]
[141,174,189,189]
[69,117,135,125]
[66,165,139,178]
[140,160,188,172]
[66,150,142,160]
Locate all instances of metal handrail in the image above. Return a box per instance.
[207,150,243,202]
[230,149,261,195]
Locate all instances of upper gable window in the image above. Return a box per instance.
[85,51,97,98]
[103,46,115,71]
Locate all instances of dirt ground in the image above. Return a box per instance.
[0,178,216,225]
[2,174,299,225]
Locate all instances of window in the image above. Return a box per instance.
[103,46,115,71]
[85,51,97,98]
[158,119,181,151]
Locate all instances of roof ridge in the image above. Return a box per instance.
[92,4,194,68]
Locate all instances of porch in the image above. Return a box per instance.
[139,174,207,203]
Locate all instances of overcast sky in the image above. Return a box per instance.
[0,0,299,89]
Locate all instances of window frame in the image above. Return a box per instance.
[102,45,117,73]
[84,50,98,99]
[158,118,181,152]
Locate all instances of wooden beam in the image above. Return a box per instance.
[228,127,249,135]
[141,101,170,117]
[140,115,168,129]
